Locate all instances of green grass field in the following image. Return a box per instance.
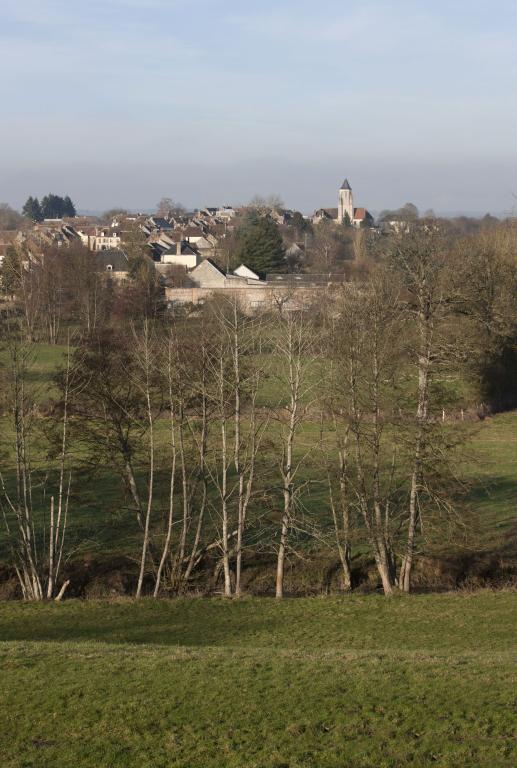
[1,592,516,767]
[464,411,517,539]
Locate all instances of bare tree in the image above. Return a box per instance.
[308,220,353,272]
[195,298,268,597]
[390,227,451,591]
[66,330,152,533]
[38,246,68,345]
[223,299,267,597]
[0,337,74,600]
[66,243,106,334]
[160,323,210,596]
[335,275,405,595]
[130,320,159,598]
[249,194,285,213]
[156,198,186,219]
[272,309,319,598]
[318,409,354,592]
[2,245,42,342]
[153,335,179,597]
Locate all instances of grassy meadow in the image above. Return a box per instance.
[1,592,516,767]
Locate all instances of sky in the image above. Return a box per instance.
[1,0,516,215]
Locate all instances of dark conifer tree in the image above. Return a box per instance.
[233,211,285,277]
[41,194,66,219]
[22,196,43,222]
[63,196,76,217]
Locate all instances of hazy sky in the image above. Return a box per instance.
[1,0,516,214]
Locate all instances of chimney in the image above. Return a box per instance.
[176,240,182,256]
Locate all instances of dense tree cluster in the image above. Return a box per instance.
[378,202,419,222]
[22,194,76,221]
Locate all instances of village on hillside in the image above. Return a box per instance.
[0,179,392,312]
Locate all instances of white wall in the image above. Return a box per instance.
[162,252,199,268]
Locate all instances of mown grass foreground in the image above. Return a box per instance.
[1,592,516,767]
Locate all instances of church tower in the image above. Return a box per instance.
[338,179,354,224]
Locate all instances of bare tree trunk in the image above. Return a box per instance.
[400,319,431,592]
[235,394,261,597]
[48,337,72,598]
[327,471,352,592]
[176,414,189,579]
[276,402,296,599]
[135,322,155,599]
[154,343,177,597]
[276,315,301,599]
[181,388,209,589]
[332,421,353,591]
[47,496,55,600]
[220,406,232,597]
[276,507,290,598]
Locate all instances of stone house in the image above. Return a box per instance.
[95,249,129,282]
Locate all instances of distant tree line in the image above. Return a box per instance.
[378,202,420,222]
[22,194,76,222]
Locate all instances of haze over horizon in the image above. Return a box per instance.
[1,0,516,215]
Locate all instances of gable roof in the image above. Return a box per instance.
[148,216,172,230]
[190,258,226,277]
[314,207,339,219]
[233,264,260,280]
[161,242,198,257]
[95,249,129,272]
[353,207,372,221]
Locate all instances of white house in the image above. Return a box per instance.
[78,227,122,252]
[160,241,200,269]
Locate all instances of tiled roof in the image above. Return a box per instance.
[95,249,129,272]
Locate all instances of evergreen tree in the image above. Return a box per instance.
[233,211,285,277]
[291,211,313,237]
[41,194,65,219]
[22,196,43,222]
[63,196,76,217]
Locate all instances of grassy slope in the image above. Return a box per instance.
[1,592,516,768]
[464,412,517,540]
[0,342,69,401]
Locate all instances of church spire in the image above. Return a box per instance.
[338,178,354,224]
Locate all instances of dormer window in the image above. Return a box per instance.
[107,264,113,271]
